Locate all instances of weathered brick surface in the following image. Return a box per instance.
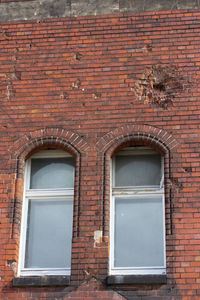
[0,7,200,300]
[65,277,126,299]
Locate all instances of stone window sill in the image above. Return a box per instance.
[13,275,70,287]
[106,275,167,285]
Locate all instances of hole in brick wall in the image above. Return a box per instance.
[133,64,184,109]
[153,82,165,91]
[184,167,192,173]
[73,52,82,61]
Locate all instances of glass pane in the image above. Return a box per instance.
[115,154,161,187]
[25,199,73,269]
[114,195,164,268]
[30,157,74,189]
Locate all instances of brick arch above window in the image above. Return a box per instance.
[95,124,179,154]
[8,127,90,177]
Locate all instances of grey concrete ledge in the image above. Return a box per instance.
[106,274,167,285]
[0,0,200,22]
[13,275,70,287]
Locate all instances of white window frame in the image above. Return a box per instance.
[109,147,166,276]
[18,150,74,277]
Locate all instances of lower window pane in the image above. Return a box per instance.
[114,195,164,268]
[25,199,73,269]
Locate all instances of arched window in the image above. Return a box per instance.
[110,146,166,275]
[18,149,75,276]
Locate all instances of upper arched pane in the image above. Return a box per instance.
[114,147,162,188]
[29,150,75,189]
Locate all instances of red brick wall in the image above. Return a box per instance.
[0,9,200,299]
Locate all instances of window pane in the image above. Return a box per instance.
[115,154,161,187]
[114,195,164,268]
[25,199,73,269]
[30,157,74,189]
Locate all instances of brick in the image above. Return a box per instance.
[0,4,200,300]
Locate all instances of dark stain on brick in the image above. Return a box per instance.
[184,167,192,173]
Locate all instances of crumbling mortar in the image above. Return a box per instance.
[169,177,183,193]
[132,64,186,109]
[0,46,21,127]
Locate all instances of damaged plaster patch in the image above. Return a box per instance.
[94,230,102,248]
[0,68,21,101]
[7,259,17,275]
[133,64,184,109]
[71,79,81,89]
[60,91,68,100]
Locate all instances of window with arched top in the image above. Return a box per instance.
[110,146,166,275]
[18,149,75,277]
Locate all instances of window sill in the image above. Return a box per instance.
[106,275,166,285]
[13,275,70,287]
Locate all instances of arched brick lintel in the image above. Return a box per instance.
[8,127,89,177]
[96,124,179,155]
